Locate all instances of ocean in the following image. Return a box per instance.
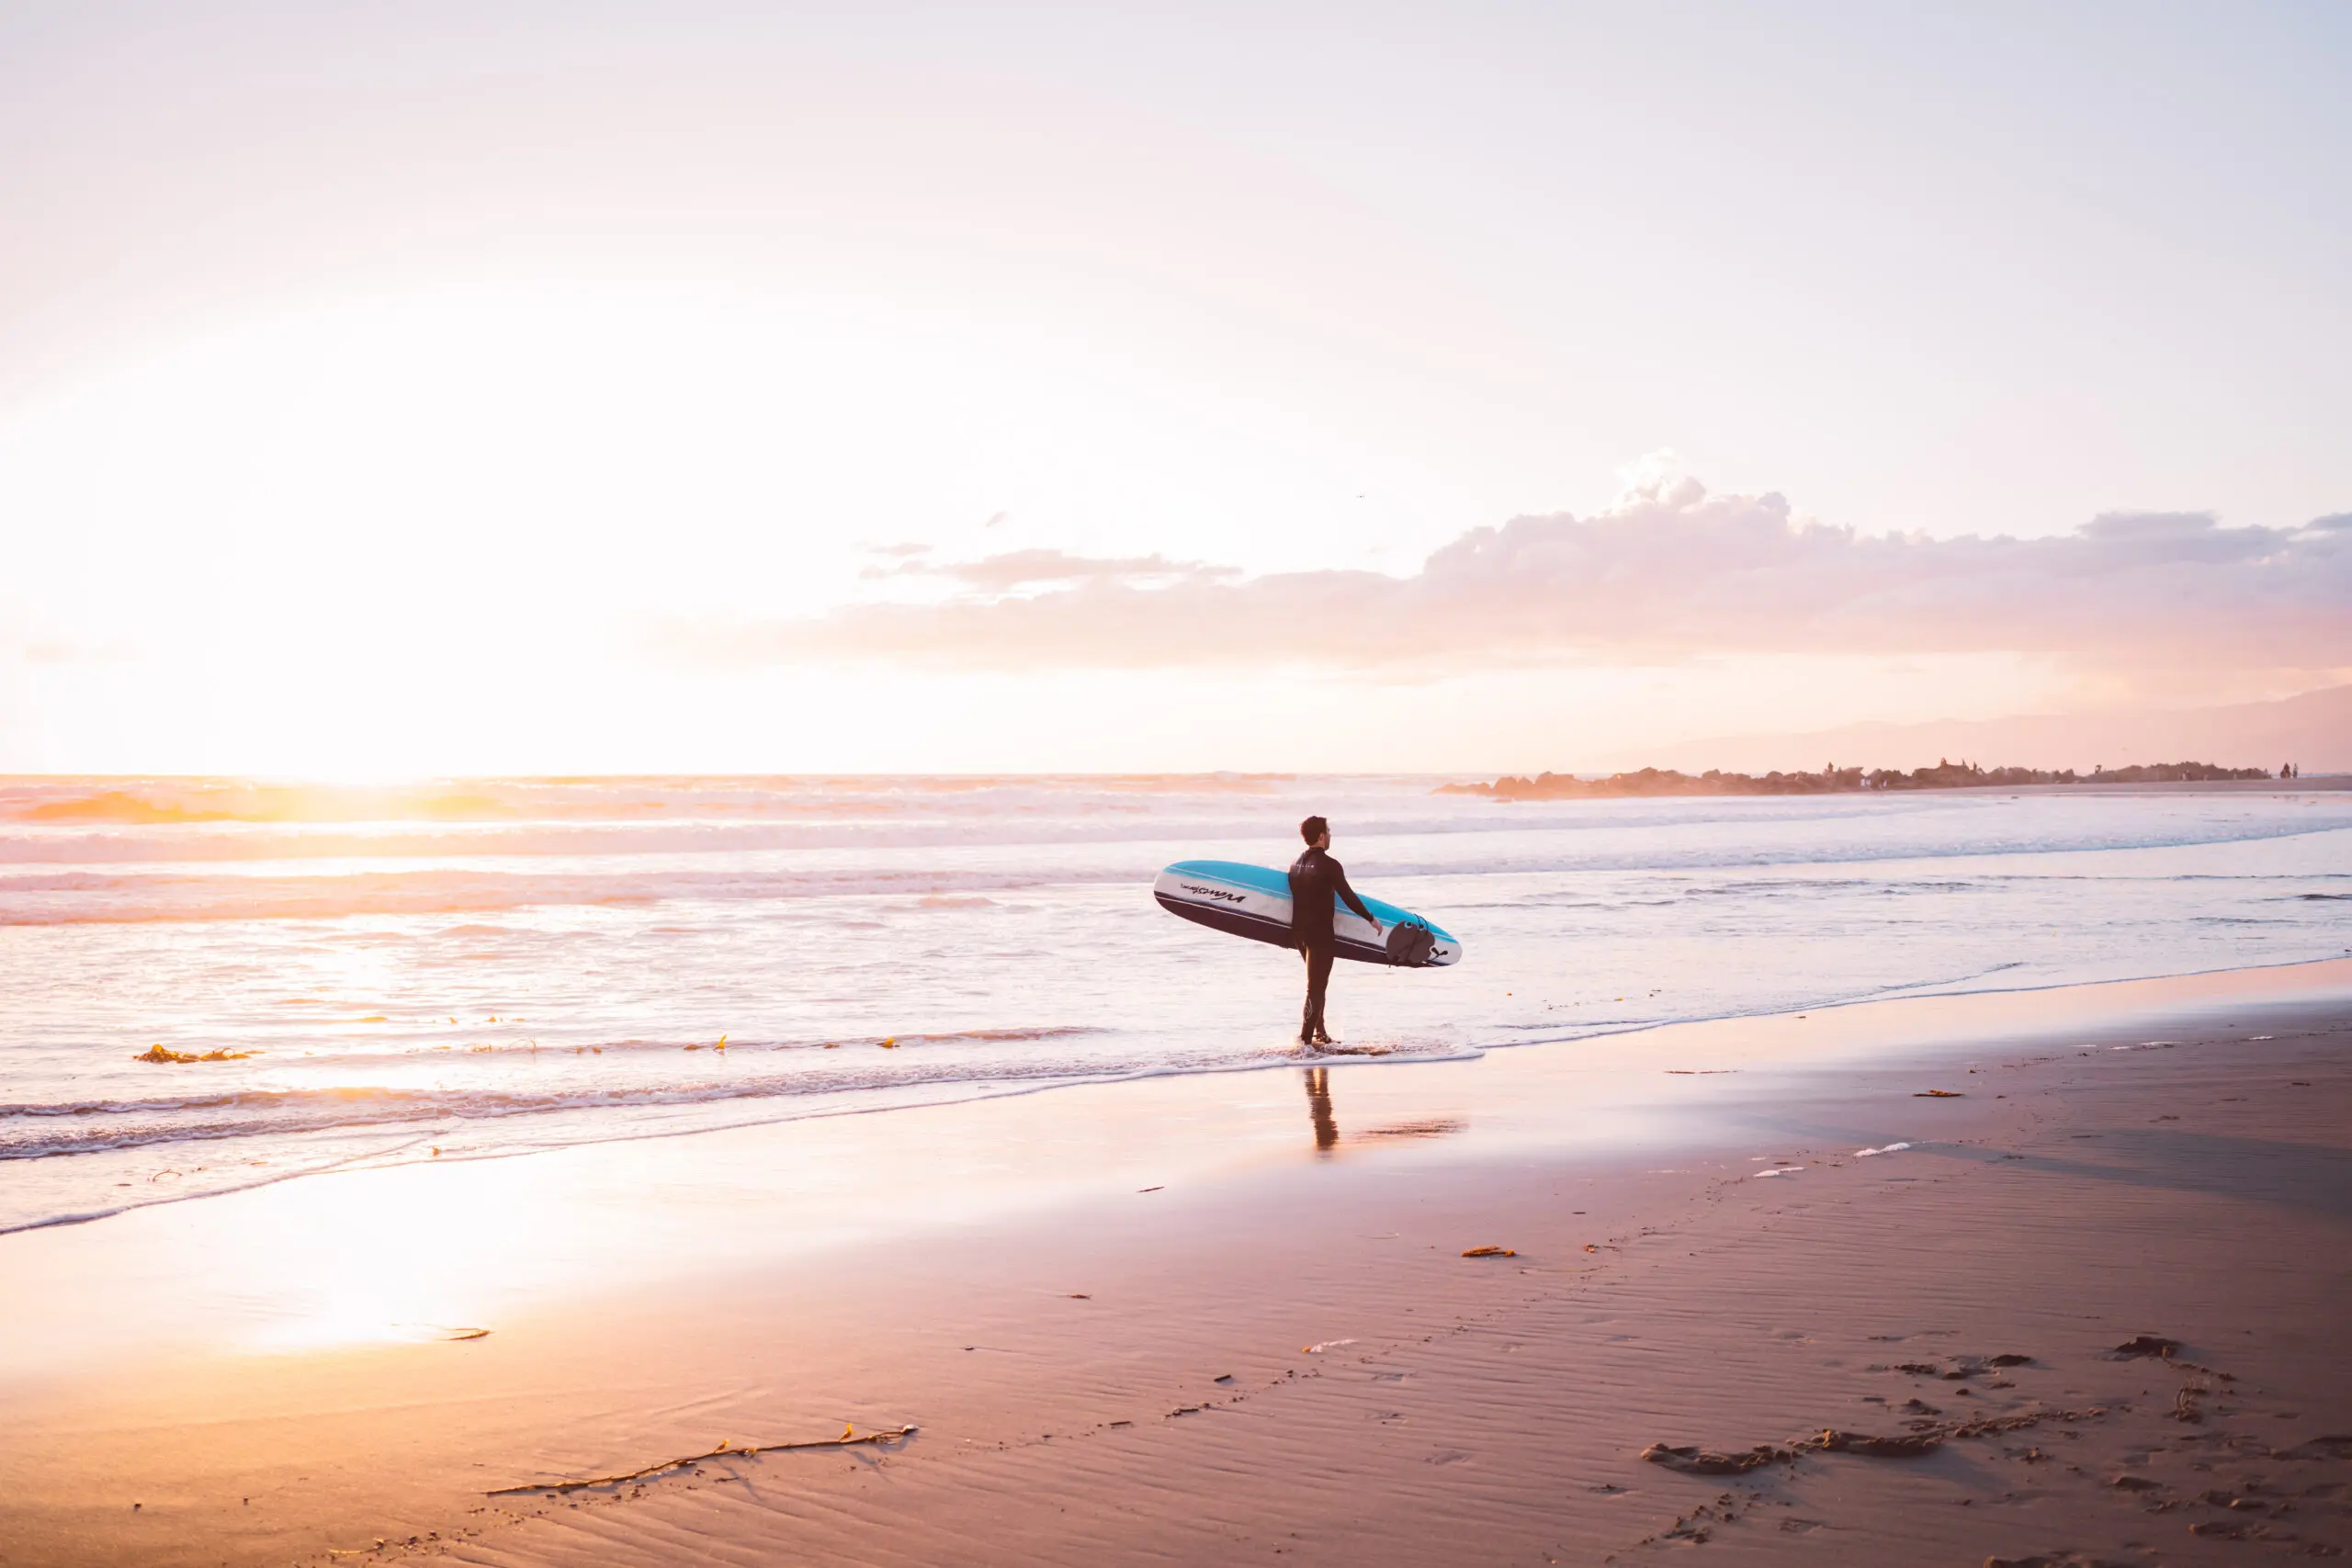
[3,774,2346,1233]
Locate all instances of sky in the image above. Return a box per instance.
[1,1,2346,776]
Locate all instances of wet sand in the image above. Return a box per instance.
[4,961,2349,1566]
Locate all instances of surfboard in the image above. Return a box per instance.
[1152,860,1462,967]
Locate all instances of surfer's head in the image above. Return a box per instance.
[1300,815,1329,848]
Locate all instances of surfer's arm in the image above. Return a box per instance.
[1329,863,1378,928]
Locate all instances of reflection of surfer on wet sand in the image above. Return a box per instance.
[1304,1067,1337,1152]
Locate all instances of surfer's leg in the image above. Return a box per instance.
[1298,944,1316,1043]
[1301,942,1334,1043]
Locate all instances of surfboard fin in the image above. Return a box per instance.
[1383,920,1436,967]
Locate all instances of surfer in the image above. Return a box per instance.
[1288,816,1379,1048]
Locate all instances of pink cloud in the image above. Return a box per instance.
[700,484,2352,673]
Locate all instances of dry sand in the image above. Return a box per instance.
[4,962,2349,1567]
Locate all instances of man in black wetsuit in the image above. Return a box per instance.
[1288,815,1379,1048]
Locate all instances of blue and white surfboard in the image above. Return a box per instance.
[1152,860,1462,967]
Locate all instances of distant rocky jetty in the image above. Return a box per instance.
[1440,759,2272,801]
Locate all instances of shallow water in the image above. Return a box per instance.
[2,773,2346,1231]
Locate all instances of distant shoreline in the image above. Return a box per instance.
[1440,759,2322,801]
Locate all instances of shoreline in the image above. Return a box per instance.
[18,945,2352,1245]
[4,959,2348,1564]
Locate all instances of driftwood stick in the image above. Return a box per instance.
[488,1425,918,1496]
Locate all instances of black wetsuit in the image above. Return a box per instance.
[1287,846,1374,1043]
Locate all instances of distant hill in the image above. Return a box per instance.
[1442,760,2273,802]
[1631,684,2351,777]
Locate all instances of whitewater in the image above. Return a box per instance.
[2,773,2346,1233]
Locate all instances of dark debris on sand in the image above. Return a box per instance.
[1643,1403,2105,1477]
[1638,1327,2352,1562]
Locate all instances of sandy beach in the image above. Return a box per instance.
[3,958,2346,1566]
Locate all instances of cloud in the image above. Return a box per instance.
[858,547,1239,590]
[925,549,1237,592]
[692,480,2352,674]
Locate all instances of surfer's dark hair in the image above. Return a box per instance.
[1300,815,1329,843]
